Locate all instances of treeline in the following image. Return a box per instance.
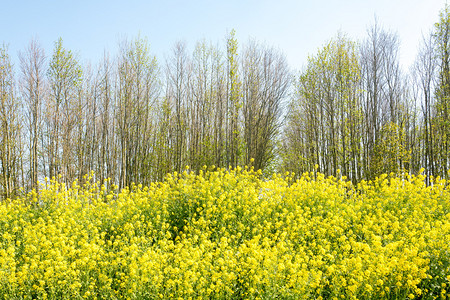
[1,6,450,199]
[0,31,290,199]
[282,8,450,184]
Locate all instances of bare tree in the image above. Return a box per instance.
[242,41,290,170]
[116,36,159,188]
[0,45,22,199]
[165,41,190,173]
[360,21,405,178]
[414,31,436,181]
[96,52,116,183]
[19,39,46,191]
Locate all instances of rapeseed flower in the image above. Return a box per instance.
[0,169,448,299]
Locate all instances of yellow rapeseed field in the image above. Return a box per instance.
[0,167,449,299]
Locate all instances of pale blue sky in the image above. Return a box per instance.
[1,0,447,71]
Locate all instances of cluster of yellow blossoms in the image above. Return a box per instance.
[0,167,449,299]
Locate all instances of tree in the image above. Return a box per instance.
[226,30,242,168]
[96,52,117,183]
[242,41,290,171]
[165,41,190,173]
[371,122,411,176]
[414,31,436,181]
[282,34,361,182]
[19,39,46,191]
[116,36,159,187]
[189,41,214,170]
[0,45,22,199]
[434,4,450,177]
[360,21,405,178]
[46,38,82,183]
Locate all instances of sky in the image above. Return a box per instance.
[1,0,447,72]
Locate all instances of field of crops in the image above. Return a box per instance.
[0,167,449,299]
